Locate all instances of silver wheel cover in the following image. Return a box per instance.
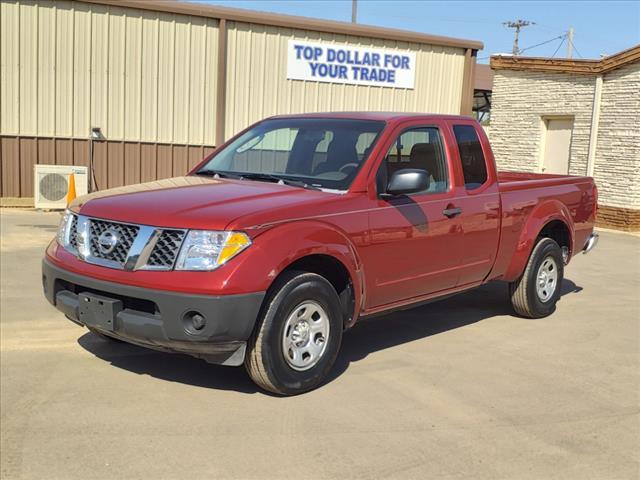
[536,256,558,302]
[282,301,330,371]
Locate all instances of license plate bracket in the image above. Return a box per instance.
[78,292,123,332]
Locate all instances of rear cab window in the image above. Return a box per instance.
[452,125,488,190]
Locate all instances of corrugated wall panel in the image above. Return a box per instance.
[1,2,20,135]
[38,4,56,135]
[157,14,176,142]
[19,137,37,196]
[140,14,159,142]
[55,2,74,137]
[203,24,217,146]
[107,8,126,141]
[173,19,191,144]
[1,1,219,144]
[188,19,208,145]
[125,13,143,140]
[55,138,73,165]
[90,7,109,139]
[72,3,92,138]
[1,137,20,197]
[224,22,466,138]
[19,2,38,135]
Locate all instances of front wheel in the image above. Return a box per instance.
[509,237,564,318]
[245,271,343,395]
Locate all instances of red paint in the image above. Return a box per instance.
[48,114,597,323]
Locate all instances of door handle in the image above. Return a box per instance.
[443,206,462,218]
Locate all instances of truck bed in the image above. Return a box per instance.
[489,170,597,281]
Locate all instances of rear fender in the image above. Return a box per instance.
[502,199,574,281]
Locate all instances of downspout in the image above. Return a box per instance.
[586,74,603,177]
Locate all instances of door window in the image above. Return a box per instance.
[378,127,448,195]
[453,125,488,190]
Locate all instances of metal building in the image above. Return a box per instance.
[0,0,482,201]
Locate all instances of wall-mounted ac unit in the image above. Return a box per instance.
[34,165,89,209]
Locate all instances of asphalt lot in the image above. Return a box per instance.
[1,208,638,480]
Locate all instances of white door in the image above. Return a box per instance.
[542,118,573,174]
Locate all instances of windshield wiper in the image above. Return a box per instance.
[194,169,243,179]
[240,173,321,191]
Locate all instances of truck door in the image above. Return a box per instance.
[447,122,501,286]
[364,124,463,308]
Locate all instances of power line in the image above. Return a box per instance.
[519,34,567,55]
[571,41,585,59]
[551,36,566,58]
[478,32,570,61]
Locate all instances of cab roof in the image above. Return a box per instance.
[266,112,472,122]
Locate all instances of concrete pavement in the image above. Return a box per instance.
[1,209,638,479]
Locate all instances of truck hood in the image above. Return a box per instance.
[72,176,331,231]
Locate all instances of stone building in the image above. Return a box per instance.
[490,46,640,231]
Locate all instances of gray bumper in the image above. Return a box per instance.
[42,259,265,366]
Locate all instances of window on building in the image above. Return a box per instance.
[377,127,448,195]
[453,125,488,190]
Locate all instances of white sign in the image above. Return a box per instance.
[287,40,416,89]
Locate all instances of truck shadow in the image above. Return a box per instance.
[77,278,582,395]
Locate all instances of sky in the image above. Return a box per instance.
[201,0,640,63]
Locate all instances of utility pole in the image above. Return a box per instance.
[351,0,357,23]
[566,27,574,58]
[503,19,535,55]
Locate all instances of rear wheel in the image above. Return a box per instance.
[245,271,343,395]
[509,238,564,318]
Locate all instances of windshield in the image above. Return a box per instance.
[197,118,386,191]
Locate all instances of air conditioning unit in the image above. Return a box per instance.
[34,165,89,209]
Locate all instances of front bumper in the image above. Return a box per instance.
[42,259,265,366]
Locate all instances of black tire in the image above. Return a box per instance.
[509,237,564,318]
[88,327,124,343]
[245,271,343,396]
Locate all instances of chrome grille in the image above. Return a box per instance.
[69,214,78,250]
[146,230,185,268]
[64,214,185,271]
[89,219,139,265]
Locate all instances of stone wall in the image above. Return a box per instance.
[594,62,640,210]
[490,62,640,231]
[490,70,595,175]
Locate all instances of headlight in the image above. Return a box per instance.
[57,210,73,246]
[175,230,251,271]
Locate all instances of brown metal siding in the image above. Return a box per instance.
[0,136,215,198]
[1,138,20,197]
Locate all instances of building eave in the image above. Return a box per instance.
[78,0,484,51]
[490,44,640,75]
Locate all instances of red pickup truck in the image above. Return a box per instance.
[43,113,598,395]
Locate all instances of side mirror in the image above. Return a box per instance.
[384,169,429,196]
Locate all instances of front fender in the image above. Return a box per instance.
[502,199,574,281]
[221,220,363,317]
